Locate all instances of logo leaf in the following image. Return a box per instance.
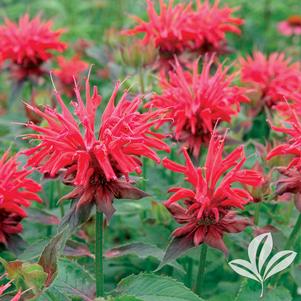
[228,259,261,282]
[263,250,297,281]
[258,232,273,273]
[247,232,271,279]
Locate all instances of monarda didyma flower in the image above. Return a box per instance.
[149,57,248,159]
[0,14,66,80]
[123,0,243,59]
[162,131,263,254]
[239,51,301,112]
[23,77,170,221]
[0,151,42,246]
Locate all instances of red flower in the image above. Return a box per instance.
[123,0,243,57]
[54,56,88,85]
[267,108,301,208]
[162,131,263,253]
[278,16,301,36]
[149,57,248,158]
[267,110,301,166]
[193,0,243,53]
[0,151,42,245]
[240,51,301,109]
[123,0,196,55]
[23,78,169,220]
[0,14,66,80]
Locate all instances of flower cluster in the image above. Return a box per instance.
[149,57,248,158]
[124,0,243,57]
[0,151,42,246]
[162,131,263,253]
[0,14,66,80]
[23,78,169,221]
[239,51,301,111]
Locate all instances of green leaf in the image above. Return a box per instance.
[114,296,143,301]
[48,258,95,300]
[116,273,205,301]
[105,242,165,260]
[105,242,185,273]
[158,236,195,271]
[36,286,72,301]
[39,202,94,287]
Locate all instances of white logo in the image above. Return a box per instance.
[228,232,297,298]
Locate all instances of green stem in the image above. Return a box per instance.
[285,213,301,249]
[96,210,104,297]
[195,244,208,297]
[185,257,193,288]
[138,67,145,94]
[254,202,261,226]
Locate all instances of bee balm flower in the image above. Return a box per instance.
[23,78,169,221]
[163,131,263,253]
[240,51,301,110]
[0,151,42,246]
[267,109,301,210]
[123,0,243,59]
[0,14,66,80]
[149,57,248,158]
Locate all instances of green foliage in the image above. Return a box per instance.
[115,273,205,301]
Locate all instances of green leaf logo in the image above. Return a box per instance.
[229,232,297,298]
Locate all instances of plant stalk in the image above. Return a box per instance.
[96,210,104,297]
[195,244,208,296]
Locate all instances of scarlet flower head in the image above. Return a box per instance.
[0,151,42,245]
[0,14,66,80]
[54,56,89,96]
[123,0,243,57]
[149,57,248,158]
[163,131,263,253]
[278,15,301,36]
[267,108,301,207]
[240,51,301,109]
[23,78,170,221]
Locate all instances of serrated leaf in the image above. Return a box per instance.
[48,258,95,300]
[106,242,185,273]
[158,235,195,271]
[36,286,72,301]
[263,250,297,281]
[228,259,261,282]
[116,273,204,301]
